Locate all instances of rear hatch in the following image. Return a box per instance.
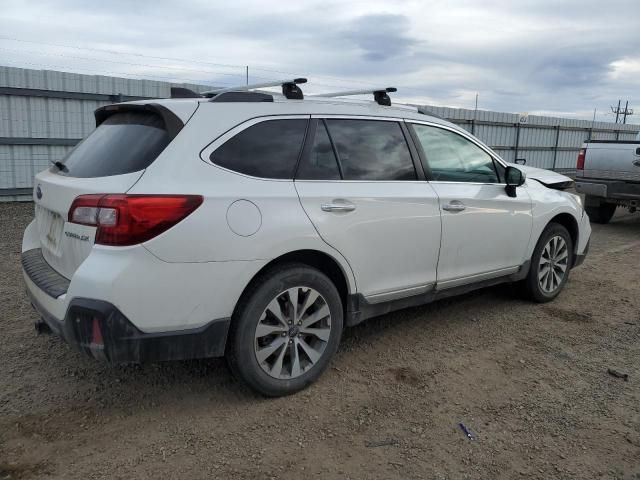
[33,107,179,279]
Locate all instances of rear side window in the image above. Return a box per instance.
[210,119,307,179]
[55,111,170,178]
[325,119,416,181]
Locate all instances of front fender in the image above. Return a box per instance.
[526,180,588,259]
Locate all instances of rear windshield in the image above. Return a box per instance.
[54,111,170,178]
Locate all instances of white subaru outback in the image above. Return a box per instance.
[22,80,591,396]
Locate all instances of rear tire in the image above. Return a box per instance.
[226,263,343,397]
[585,200,616,224]
[521,223,573,303]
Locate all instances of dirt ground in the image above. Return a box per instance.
[1,202,638,480]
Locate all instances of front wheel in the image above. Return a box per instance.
[521,223,573,303]
[226,264,343,397]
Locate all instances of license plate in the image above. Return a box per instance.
[36,205,64,253]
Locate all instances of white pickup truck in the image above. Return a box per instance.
[575,132,640,223]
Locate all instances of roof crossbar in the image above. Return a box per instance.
[202,78,307,100]
[312,87,397,106]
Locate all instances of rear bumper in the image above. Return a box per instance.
[27,287,230,364]
[23,248,231,364]
[575,178,640,201]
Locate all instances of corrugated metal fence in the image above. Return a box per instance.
[0,66,210,200]
[1,65,638,200]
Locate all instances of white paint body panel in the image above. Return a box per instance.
[31,169,143,279]
[295,180,441,297]
[22,96,591,334]
[430,182,532,285]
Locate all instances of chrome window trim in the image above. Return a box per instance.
[311,114,405,122]
[428,180,510,186]
[294,179,436,184]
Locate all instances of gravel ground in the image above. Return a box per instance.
[1,202,639,480]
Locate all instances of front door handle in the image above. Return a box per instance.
[442,201,466,212]
[321,201,356,212]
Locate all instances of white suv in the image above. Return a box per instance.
[22,80,591,396]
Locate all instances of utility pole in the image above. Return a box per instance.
[623,100,632,124]
[246,66,249,85]
[611,100,633,124]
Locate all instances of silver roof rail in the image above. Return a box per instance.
[202,78,307,99]
[312,87,396,106]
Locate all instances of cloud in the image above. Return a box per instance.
[343,14,417,61]
[0,0,638,122]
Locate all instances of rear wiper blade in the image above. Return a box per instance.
[49,160,68,172]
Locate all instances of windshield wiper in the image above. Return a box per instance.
[49,159,68,172]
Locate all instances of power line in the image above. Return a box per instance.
[0,35,428,97]
[0,46,246,78]
[0,35,246,70]
[0,59,231,87]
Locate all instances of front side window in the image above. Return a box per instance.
[325,119,416,181]
[411,124,499,183]
[210,119,307,179]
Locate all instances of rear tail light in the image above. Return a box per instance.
[577,148,586,170]
[68,194,203,246]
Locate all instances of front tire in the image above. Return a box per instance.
[522,223,573,303]
[226,264,343,397]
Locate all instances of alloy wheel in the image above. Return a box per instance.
[254,287,331,379]
[538,235,569,293]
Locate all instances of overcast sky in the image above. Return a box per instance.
[1,0,639,122]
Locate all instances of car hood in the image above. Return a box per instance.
[507,163,573,188]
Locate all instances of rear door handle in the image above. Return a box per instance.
[321,201,356,212]
[442,201,466,212]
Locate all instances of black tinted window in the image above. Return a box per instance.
[412,124,498,183]
[211,119,307,179]
[55,111,170,178]
[296,122,340,180]
[326,120,416,181]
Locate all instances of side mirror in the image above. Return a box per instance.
[505,166,525,197]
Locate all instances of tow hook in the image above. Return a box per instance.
[34,318,52,335]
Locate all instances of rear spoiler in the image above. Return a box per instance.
[94,103,185,140]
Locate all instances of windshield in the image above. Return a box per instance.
[54,111,170,178]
